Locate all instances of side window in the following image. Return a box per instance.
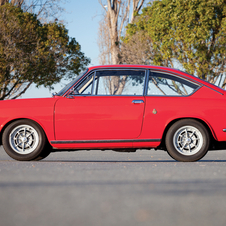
[93,70,146,95]
[147,72,199,96]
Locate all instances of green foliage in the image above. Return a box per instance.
[125,0,226,84]
[0,3,90,99]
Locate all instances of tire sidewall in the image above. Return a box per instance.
[166,119,210,162]
[2,120,46,161]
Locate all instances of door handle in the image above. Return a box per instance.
[132,100,144,104]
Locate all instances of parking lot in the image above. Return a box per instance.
[1,146,226,226]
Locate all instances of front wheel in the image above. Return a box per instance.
[2,120,50,161]
[165,119,210,162]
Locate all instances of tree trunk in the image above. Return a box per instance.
[99,0,146,65]
[98,0,146,95]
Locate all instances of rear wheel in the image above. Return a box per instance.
[165,119,210,162]
[2,119,50,161]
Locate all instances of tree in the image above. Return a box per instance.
[98,16,112,65]
[125,0,226,87]
[0,0,23,7]
[120,30,155,65]
[98,0,146,95]
[98,0,145,65]
[0,0,66,22]
[0,3,90,99]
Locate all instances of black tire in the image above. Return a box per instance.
[32,143,52,161]
[2,119,50,161]
[165,119,210,162]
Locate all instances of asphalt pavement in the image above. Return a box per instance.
[1,146,226,226]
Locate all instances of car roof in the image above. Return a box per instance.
[87,65,225,95]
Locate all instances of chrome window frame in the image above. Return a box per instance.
[63,67,205,98]
[70,68,148,96]
[146,70,201,97]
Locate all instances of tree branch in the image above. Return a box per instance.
[11,81,33,99]
[98,0,107,12]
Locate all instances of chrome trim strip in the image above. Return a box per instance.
[51,139,161,144]
[91,71,96,95]
[204,86,224,95]
[144,69,149,96]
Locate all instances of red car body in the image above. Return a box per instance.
[0,65,226,161]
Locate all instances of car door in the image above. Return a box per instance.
[54,69,147,141]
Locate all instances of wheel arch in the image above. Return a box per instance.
[158,117,216,150]
[0,118,51,147]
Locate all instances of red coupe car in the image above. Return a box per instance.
[0,65,226,162]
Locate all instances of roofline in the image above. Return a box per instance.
[88,64,174,71]
[87,65,225,95]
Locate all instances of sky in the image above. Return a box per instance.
[21,0,102,98]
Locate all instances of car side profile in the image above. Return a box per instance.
[0,65,226,162]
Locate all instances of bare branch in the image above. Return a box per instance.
[98,0,107,12]
[119,0,131,37]
[131,0,145,23]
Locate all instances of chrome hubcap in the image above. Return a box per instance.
[9,125,39,155]
[173,126,203,156]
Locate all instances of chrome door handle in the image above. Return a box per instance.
[132,100,144,104]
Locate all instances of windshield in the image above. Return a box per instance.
[56,69,88,96]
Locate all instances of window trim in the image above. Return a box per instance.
[78,72,95,94]
[146,70,201,97]
[65,68,202,98]
[73,68,148,96]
